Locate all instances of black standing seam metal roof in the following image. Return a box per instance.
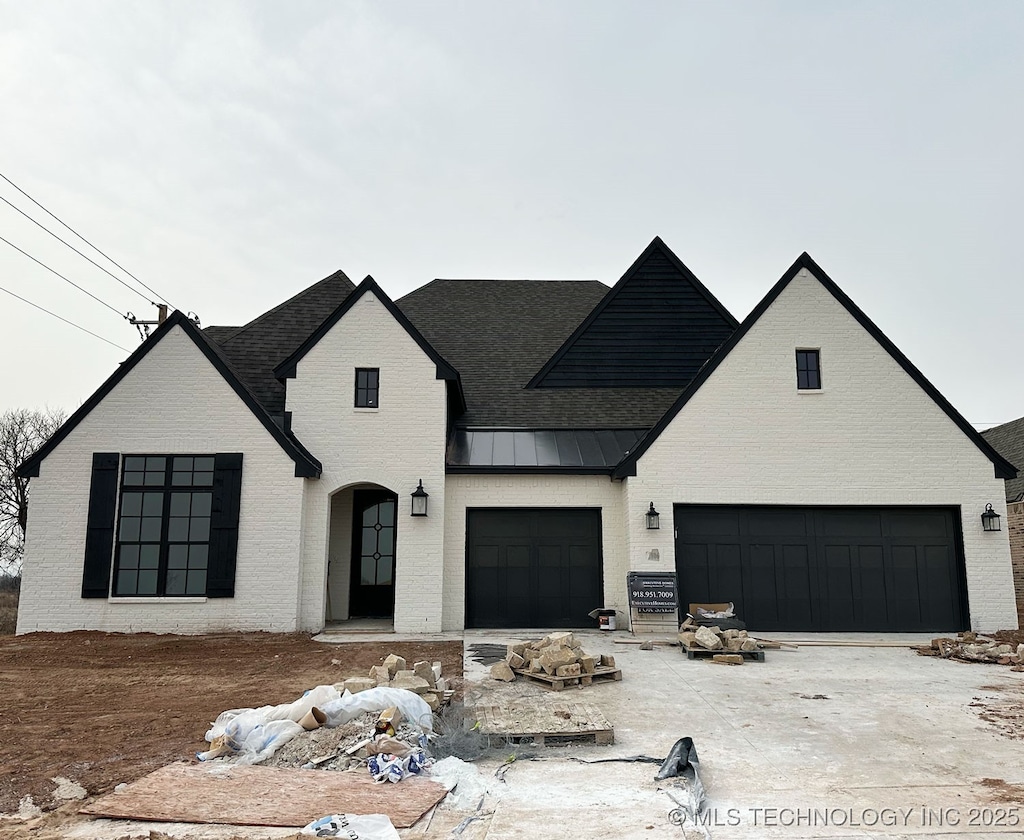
[981,418,1024,501]
[614,252,1018,482]
[448,428,649,472]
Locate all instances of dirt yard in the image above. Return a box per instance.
[0,632,462,816]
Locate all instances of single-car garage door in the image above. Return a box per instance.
[466,509,602,628]
[675,505,968,632]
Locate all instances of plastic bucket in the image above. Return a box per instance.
[597,609,617,631]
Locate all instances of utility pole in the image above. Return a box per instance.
[127,302,169,341]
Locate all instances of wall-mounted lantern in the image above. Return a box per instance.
[645,502,660,530]
[981,503,1001,532]
[410,479,429,517]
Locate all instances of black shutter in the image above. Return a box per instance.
[82,452,120,598]
[207,453,243,598]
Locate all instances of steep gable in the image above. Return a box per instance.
[616,253,1017,481]
[206,270,356,416]
[527,237,738,389]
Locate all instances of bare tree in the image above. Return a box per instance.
[0,408,66,576]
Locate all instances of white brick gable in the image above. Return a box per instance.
[284,289,448,633]
[625,267,1017,631]
[17,325,305,634]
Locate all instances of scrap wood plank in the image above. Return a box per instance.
[512,665,622,691]
[79,762,447,828]
[779,640,917,648]
[472,700,614,746]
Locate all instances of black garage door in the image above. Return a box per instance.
[466,509,602,628]
[675,506,968,632]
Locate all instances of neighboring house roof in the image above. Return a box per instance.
[397,278,685,427]
[18,312,323,479]
[614,252,1019,481]
[205,269,356,416]
[273,276,466,414]
[528,237,738,389]
[981,417,1024,501]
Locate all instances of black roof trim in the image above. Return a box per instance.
[18,311,323,479]
[526,236,740,389]
[614,252,1018,481]
[273,276,466,413]
[446,466,617,476]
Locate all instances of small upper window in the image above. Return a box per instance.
[355,368,379,407]
[796,349,821,390]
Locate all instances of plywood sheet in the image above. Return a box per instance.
[80,762,448,828]
[473,700,612,742]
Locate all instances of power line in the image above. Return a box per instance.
[0,171,178,310]
[0,281,130,352]
[0,233,128,318]
[0,193,156,306]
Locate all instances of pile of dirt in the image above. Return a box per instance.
[0,632,462,816]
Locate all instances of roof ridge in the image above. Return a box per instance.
[221,269,353,345]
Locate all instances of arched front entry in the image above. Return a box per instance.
[326,483,398,622]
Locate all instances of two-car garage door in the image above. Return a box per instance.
[675,505,968,632]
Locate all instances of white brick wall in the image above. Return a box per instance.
[285,291,448,633]
[442,475,626,630]
[17,326,305,634]
[625,268,1018,631]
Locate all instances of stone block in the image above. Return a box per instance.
[413,661,436,686]
[544,631,575,649]
[506,641,528,658]
[725,638,744,652]
[599,654,616,668]
[740,639,759,652]
[369,665,391,686]
[711,654,744,665]
[434,676,449,692]
[555,663,582,677]
[391,675,432,694]
[694,626,723,650]
[722,629,740,640]
[343,677,376,694]
[394,669,416,680]
[382,654,406,676]
[432,662,443,682]
[506,652,525,669]
[678,631,698,647]
[540,645,577,674]
[421,693,440,711]
[579,655,596,674]
[490,661,516,682]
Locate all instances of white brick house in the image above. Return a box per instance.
[16,239,1019,634]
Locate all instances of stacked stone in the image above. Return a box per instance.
[490,631,613,683]
[679,624,761,653]
[918,632,1024,668]
[338,652,448,710]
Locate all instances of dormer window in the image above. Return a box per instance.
[355,368,379,407]
[796,349,821,390]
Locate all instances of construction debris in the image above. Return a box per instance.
[678,624,771,662]
[916,632,1024,668]
[492,632,622,690]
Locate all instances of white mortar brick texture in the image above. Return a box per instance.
[285,292,448,633]
[626,269,1017,632]
[17,327,305,635]
[442,475,625,630]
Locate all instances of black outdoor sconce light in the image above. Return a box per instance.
[981,503,1001,532]
[410,479,429,517]
[646,502,660,530]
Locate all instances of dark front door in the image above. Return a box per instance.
[675,505,968,632]
[466,508,602,628]
[350,490,397,618]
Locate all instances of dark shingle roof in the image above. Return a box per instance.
[981,418,1024,501]
[204,270,356,415]
[397,279,685,427]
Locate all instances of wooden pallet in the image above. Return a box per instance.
[473,701,614,746]
[512,665,622,691]
[684,645,765,662]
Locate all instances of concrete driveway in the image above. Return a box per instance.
[454,630,1024,839]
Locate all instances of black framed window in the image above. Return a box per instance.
[355,368,379,408]
[796,349,821,390]
[114,455,214,596]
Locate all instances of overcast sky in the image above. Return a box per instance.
[1,1,1021,429]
